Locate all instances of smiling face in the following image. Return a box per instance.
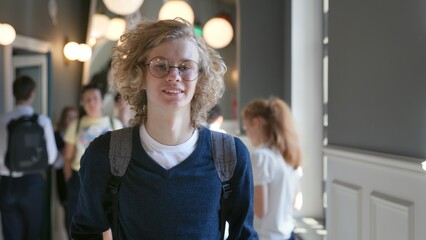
[143,38,199,114]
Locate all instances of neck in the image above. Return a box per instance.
[16,100,31,106]
[86,111,103,118]
[145,108,193,146]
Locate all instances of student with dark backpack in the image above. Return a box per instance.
[71,19,258,239]
[0,75,58,240]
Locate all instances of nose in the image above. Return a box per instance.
[166,66,182,82]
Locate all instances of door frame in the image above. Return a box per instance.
[2,35,51,114]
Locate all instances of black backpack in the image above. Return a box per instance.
[108,127,237,240]
[5,114,48,174]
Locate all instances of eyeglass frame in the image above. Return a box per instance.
[144,56,201,82]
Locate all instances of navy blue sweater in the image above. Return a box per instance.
[71,126,258,239]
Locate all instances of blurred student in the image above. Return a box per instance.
[114,93,132,127]
[0,76,58,240]
[242,97,303,240]
[53,105,78,238]
[63,84,122,238]
[206,104,226,133]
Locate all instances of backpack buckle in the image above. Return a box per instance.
[222,183,232,199]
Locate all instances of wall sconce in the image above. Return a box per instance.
[203,16,233,49]
[63,42,92,62]
[158,0,194,24]
[0,23,16,45]
[103,0,144,16]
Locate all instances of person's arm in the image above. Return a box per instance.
[254,184,268,218]
[63,142,75,181]
[226,138,258,239]
[63,120,78,181]
[293,179,303,211]
[71,133,111,239]
[41,116,58,165]
[102,229,112,240]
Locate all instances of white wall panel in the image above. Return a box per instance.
[330,180,361,240]
[325,145,426,240]
[370,191,414,240]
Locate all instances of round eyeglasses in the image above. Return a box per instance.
[146,56,200,81]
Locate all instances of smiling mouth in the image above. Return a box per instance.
[163,89,183,94]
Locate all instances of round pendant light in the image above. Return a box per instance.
[105,18,127,41]
[91,14,110,38]
[158,0,194,24]
[203,17,233,49]
[103,0,144,16]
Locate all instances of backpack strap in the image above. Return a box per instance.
[211,131,237,240]
[108,127,133,240]
[30,113,38,122]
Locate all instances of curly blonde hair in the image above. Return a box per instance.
[112,18,226,127]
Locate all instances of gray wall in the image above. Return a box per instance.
[0,0,90,122]
[328,0,426,159]
[238,0,290,122]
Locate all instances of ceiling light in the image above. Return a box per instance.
[158,1,194,24]
[103,0,144,16]
[203,17,233,49]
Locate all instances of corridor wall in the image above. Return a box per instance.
[326,0,426,239]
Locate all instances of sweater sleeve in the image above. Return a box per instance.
[70,133,112,239]
[226,137,259,239]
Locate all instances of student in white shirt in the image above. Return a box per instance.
[0,75,58,240]
[242,97,303,240]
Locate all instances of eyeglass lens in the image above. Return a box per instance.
[148,57,199,81]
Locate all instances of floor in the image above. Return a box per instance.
[53,197,69,240]
[294,217,327,240]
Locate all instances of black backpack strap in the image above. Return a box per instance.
[30,113,38,122]
[211,131,237,240]
[108,127,133,240]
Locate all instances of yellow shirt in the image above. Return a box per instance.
[64,116,122,171]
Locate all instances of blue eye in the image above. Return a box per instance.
[179,65,191,72]
[154,63,168,72]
